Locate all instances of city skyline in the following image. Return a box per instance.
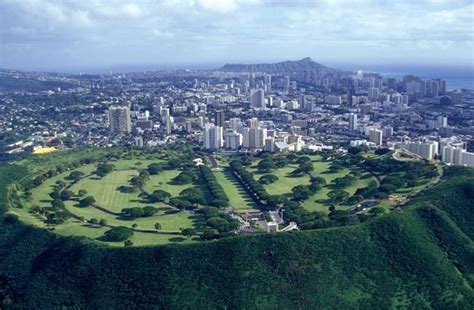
[1,0,473,72]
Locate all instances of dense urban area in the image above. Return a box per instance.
[1,58,474,244]
[1,58,474,308]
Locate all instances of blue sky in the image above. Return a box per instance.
[1,0,473,72]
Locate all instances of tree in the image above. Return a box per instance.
[52,198,65,209]
[95,163,115,177]
[257,159,276,173]
[327,190,350,203]
[267,195,287,209]
[132,223,138,228]
[291,185,313,201]
[99,219,108,226]
[148,190,171,203]
[182,228,196,238]
[143,206,159,217]
[130,176,145,188]
[124,240,133,246]
[375,148,391,155]
[200,229,217,241]
[379,184,397,194]
[370,207,386,216]
[121,207,145,219]
[154,222,162,230]
[296,156,312,164]
[274,157,289,168]
[172,171,197,185]
[60,190,74,201]
[79,196,95,207]
[147,163,163,175]
[103,226,134,242]
[179,187,206,205]
[293,162,314,175]
[328,163,344,173]
[67,171,85,182]
[139,170,150,180]
[77,189,87,197]
[348,147,362,155]
[259,174,279,185]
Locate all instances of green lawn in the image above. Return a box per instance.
[69,169,146,212]
[248,164,310,196]
[213,169,257,213]
[30,165,96,210]
[64,201,201,232]
[144,170,194,197]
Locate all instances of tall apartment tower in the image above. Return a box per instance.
[349,113,358,131]
[204,123,223,150]
[250,89,265,109]
[214,110,225,127]
[264,74,272,92]
[369,128,383,146]
[109,106,131,134]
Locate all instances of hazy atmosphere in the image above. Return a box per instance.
[1,0,473,72]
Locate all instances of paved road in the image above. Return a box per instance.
[208,155,218,168]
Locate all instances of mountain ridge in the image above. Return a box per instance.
[219,57,332,73]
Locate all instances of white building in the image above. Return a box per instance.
[224,131,242,150]
[204,123,223,150]
[369,128,383,146]
[401,141,438,160]
[250,89,265,109]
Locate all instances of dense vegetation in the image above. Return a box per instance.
[0,163,473,308]
[0,76,74,92]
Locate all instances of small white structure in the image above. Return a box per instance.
[266,222,279,233]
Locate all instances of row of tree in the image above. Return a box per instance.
[230,160,269,206]
[198,166,229,206]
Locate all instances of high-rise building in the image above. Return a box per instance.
[369,128,383,146]
[215,110,225,127]
[204,123,223,150]
[250,89,265,109]
[402,141,437,160]
[109,106,131,134]
[368,88,379,101]
[224,131,242,150]
[164,115,174,135]
[243,119,266,150]
[283,75,290,92]
[264,74,272,92]
[349,113,358,131]
[229,118,244,133]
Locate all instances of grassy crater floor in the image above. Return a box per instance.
[11,150,431,247]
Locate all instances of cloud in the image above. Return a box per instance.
[0,0,472,70]
[121,3,142,18]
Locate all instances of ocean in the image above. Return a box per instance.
[349,64,474,91]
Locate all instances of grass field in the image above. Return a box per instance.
[64,201,201,232]
[22,160,206,246]
[108,159,162,170]
[250,165,311,196]
[69,169,146,212]
[249,157,377,213]
[213,169,257,213]
[30,165,96,210]
[143,170,193,197]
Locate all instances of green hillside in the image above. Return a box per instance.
[0,164,473,309]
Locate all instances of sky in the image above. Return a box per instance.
[0,0,473,72]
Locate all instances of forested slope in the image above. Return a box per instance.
[0,165,473,309]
